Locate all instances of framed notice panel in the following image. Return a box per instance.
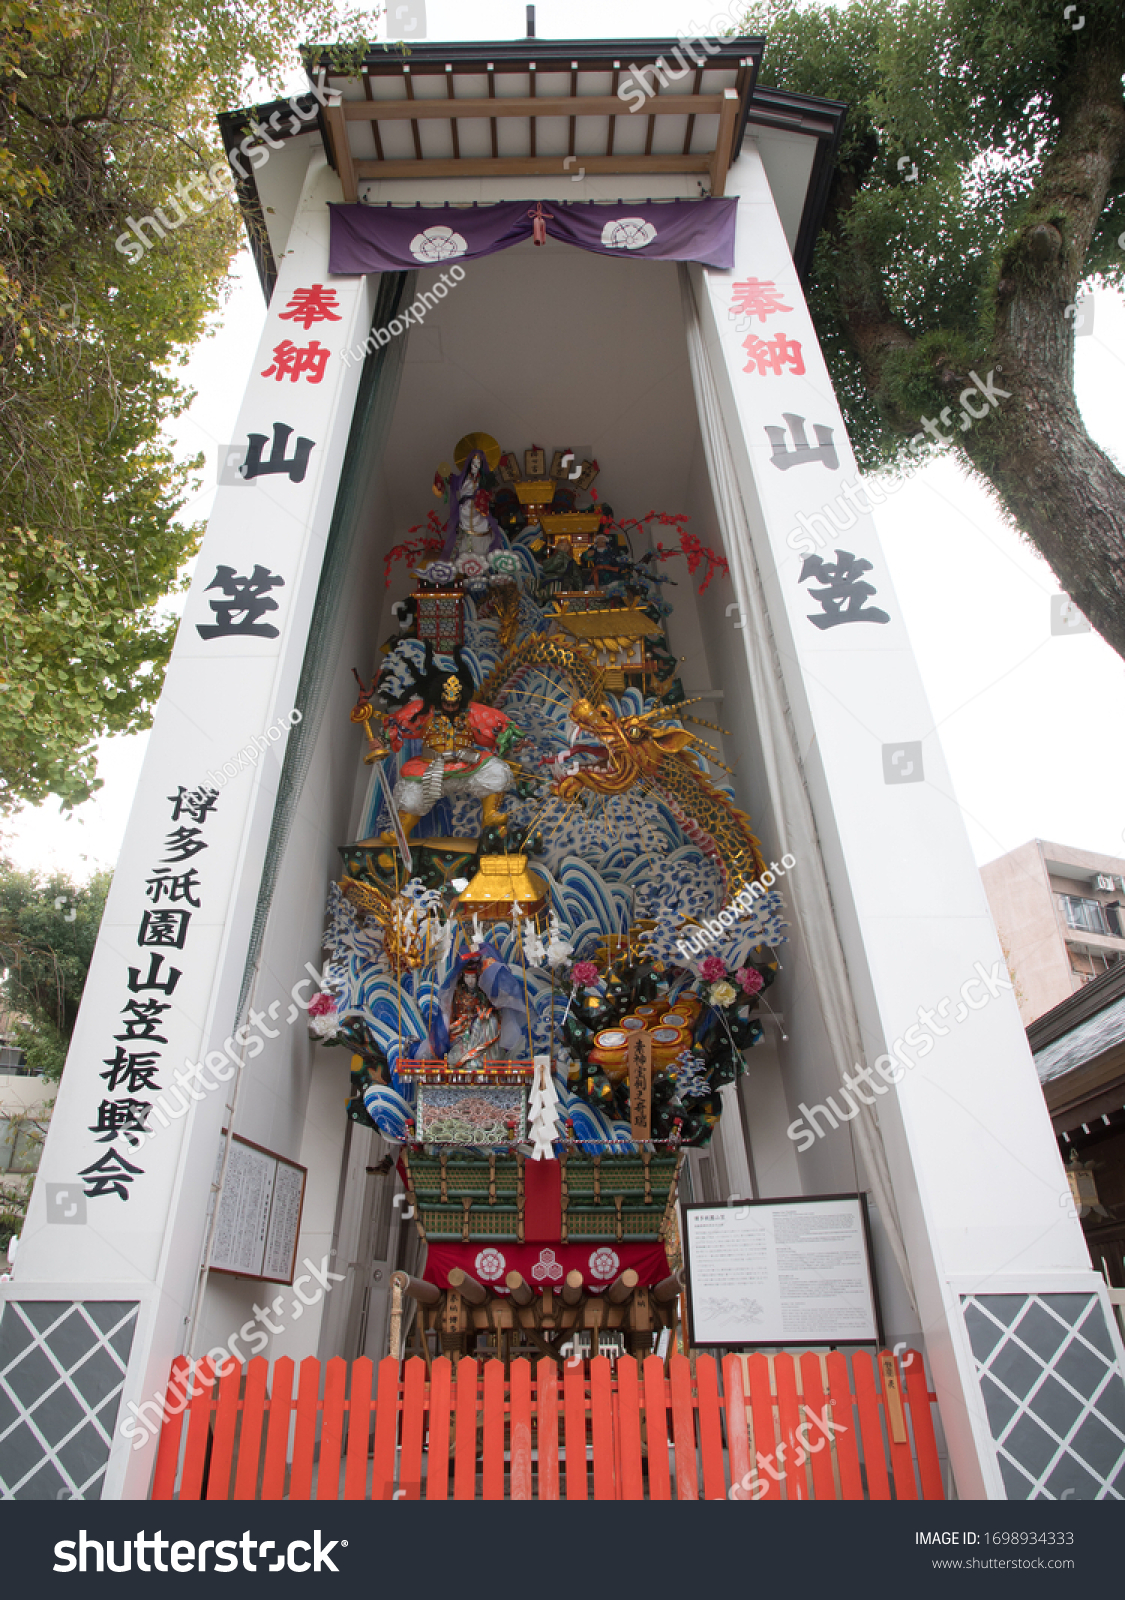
[208,1135,307,1285]
[682,1194,882,1348]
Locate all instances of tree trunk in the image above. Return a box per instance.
[975,47,1125,654]
[959,375,1125,656]
[827,43,1125,657]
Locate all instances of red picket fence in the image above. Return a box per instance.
[151,1348,944,1501]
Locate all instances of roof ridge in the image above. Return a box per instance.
[1028,959,1125,1052]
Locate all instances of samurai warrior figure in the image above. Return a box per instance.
[537,536,584,591]
[378,643,524,840]
[581,529,631,588]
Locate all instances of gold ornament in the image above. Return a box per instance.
[339,875,395,919]
[453,432,501,471]
[455,854,550,919]
[339,878,446,969]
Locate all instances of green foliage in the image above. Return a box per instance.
[0,861,111,1080]
[0,0,376,811]
[0,858,109,1246]
[737,0,1125,468]
[0,1180,27,1253]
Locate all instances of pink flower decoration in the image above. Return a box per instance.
[700,956,727,983]
[737,967,764,995]
[571,960,600,987]
[308,992,337,1017]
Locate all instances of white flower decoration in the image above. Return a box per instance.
[410,225,468,263]
[588,1247,620,1280]
[475,1247,507,1281]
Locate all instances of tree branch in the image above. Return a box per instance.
[824,36,1125,651]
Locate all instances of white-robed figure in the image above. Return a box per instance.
[439,446,506,560]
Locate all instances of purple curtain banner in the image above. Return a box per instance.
[328,198,737,274]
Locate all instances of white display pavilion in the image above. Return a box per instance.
[2,34,1123,1503]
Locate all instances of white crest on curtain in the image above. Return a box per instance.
[601,217,657,251]
[410,225,468,262]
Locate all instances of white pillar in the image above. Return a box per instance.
[0,151,378,1500]
[692,143,1125,1499]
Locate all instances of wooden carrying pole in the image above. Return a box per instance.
[605,1268,639,1305]
[506,1271,534,1306]
[562,1269,584,1306]
[447,1267,488,1305]
[397,1273,442,1305]
[653,1269,685,1304]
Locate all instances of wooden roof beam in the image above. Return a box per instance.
[709,88,740,198]
[445,63,459,160]
[324,96,359,202]
[353,152,712,181]
[403,65,422,161]
[341,92,723,122]
[362,68,384,162]
[606,67,619,158]
[683,67,704,155]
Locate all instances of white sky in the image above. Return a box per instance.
[4,0,1124,881]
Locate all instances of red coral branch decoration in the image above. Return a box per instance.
[609,511,729,593]
[383,511,444,587]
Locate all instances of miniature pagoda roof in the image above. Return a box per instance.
[554,608,663,642]
[219,36,847,299]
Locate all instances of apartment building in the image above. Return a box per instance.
[981,839,1125,1024]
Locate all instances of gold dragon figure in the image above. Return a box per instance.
[555,697,769,899]
[475,632,605,708]
[476,634,767,898]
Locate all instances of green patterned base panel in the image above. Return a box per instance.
[404,1151,681,1243]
